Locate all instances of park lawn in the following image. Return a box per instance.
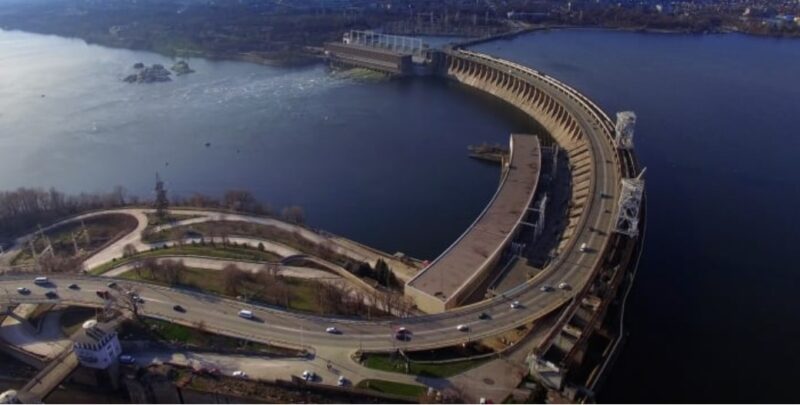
[122,318,298,356]
[356,379,426,399]
[118,266,328,314]
[89,244,282,275]
[143,220,353,268]
[145,212,201,227]
[119,266,228,296]
[363,354,489,378]
[282,277,317,313]
[12,213,137,265]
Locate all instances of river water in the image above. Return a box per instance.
[2,28,800,402]
[0,29,537,260]
[472,30,800,402]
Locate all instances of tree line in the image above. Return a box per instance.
[0,185,305,243]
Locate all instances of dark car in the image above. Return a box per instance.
[107,282,118,289]
[478,312,491,320]
[96,290,110,299]
[394,327,412,341]
[173,305,185,312]
[67,283,79,290]
[45,291,58,299]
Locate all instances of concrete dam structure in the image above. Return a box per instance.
[325,37,644,397]
[0,35,645,403]
[400,47,641,314]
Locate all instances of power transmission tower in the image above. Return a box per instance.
[81,219,90,245]
[154,172,169,219]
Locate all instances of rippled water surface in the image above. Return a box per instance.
[0,29,536,260]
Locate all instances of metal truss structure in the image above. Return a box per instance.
[344,30,425,56]
[614,169,645,237]
[615,111,636,149]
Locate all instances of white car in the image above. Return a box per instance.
[119,354,135,364]
[232,370,246,378]
[238,309,254,319]
[558,282,571,290]
[456,324,469,332]
[579,243,588,252]
[33,276,48,285]
[337,376,348,386]
[325,327,340,334]
[302,370,316,381]
[510,300,522,309]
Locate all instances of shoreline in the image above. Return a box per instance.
[1,23,796,72]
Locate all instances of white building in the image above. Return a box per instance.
[73,320,121,369]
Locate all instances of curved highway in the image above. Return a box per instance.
[0,49,634,355]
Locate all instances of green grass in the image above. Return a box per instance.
[89,244,281,275]
[123,318,299,356]
[13,214,137,265]
[282,278,317,313]
[118,266,330,315]
[145,212,200,227]
[120,266,227,296]
[363,354,489,378]
[142,220,354,268]
[356,379,426,399]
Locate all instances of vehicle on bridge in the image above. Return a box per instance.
[394,326,412,341]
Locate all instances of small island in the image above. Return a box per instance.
[123,63,171,83]
[170,60,195,76]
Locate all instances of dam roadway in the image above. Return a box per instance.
[0,49,638,357]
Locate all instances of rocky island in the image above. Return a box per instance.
[123,63,171,83]
[170,60,194,76]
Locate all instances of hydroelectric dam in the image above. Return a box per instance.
[0,30,646,404]
[325,30,646,399]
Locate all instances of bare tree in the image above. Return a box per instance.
[159,259,184,286]
[109,285,142,321]
[222,264,247,296]
[154,173,169,219]
[122,243,137,258]
[38,254,82,274]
